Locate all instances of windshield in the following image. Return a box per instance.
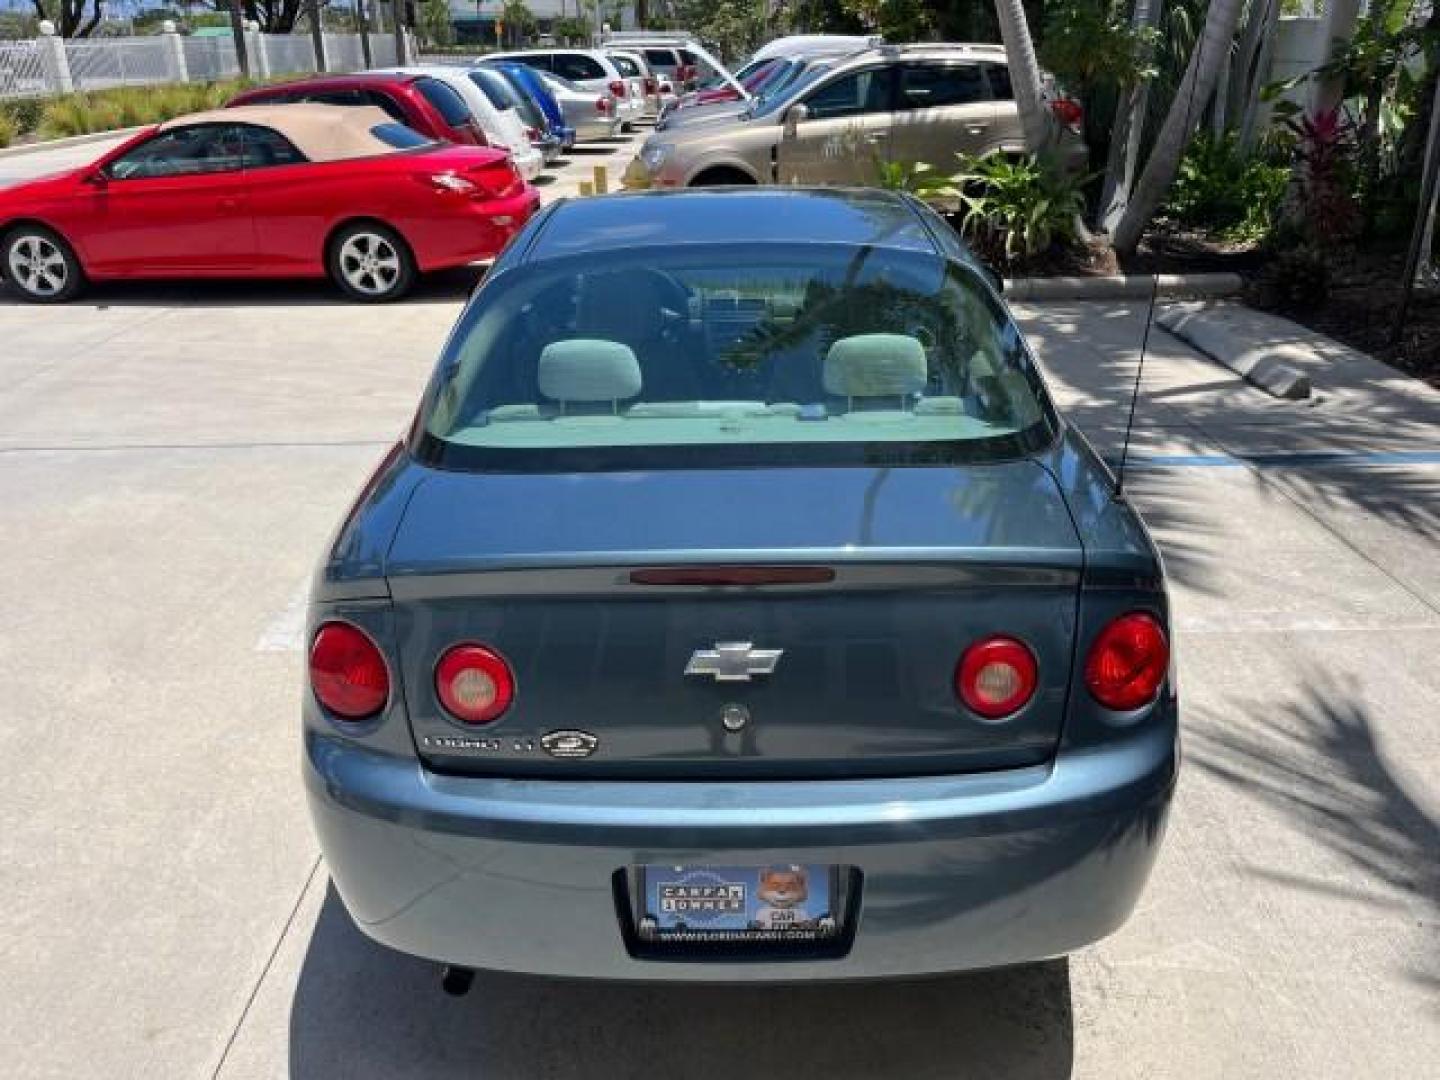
[415,243,1055,472]
[748,63,831,117]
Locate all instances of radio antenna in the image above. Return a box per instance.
[1113,19,1214,500]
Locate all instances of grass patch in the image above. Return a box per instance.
[27,78,265,140]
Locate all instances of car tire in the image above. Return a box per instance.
[2,225,85,303]
[327,222,416,303]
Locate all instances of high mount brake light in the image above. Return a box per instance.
[955,637,1038,719]
[1084,613,1169,711]
[310,622,389,720]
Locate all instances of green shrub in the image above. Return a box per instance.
[1166,131,1291,243]
[952,153,1087,267]
[0,108,18,148]
[1252,245,1331,309]
[7,96,44,135]
[35,78,261,140]
[873,158,959,202]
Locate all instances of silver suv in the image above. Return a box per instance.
[627,44,1086,190]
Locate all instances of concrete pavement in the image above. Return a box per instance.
[0,255,1437,1073]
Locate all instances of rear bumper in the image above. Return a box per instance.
[412,185,540,271]
[306,716,1178,982]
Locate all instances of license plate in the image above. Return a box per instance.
[637,864,839,943]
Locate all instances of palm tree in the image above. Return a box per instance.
[1100,0,1165,233]
[1111,0,1248,255]
[1310,0,1363,117]
[992,0,1050,153]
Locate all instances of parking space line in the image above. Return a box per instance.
[255,578,310,653]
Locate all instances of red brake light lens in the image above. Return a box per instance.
[310,622,389,720]
[597,96,611,112]
[436,644,515,725]
[956,637,1038,719]
[1084,613,1169,711]
[645,76,658,94]
[1050,98,1084,132]
[609,79,628,97]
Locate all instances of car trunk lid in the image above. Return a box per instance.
[387,463,1081,779]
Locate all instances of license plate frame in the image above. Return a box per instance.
[634,864,844,947]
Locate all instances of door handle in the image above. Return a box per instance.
[863,132,887,143]
[965,123,991,133]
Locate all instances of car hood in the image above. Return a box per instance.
[659,100,749,131]
[0,169,83,207]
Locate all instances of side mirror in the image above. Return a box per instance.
[782,103,809,140]
[81,168,109,188]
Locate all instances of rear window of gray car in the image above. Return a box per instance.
[415,244,1055,471]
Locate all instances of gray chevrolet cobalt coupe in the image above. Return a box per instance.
[306,188,1178,986]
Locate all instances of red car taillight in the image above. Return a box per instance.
[955,636,1038,719]
[1050,97,1083,134]
[596,96,612,113]
[609,79,628,98]
[644,76,658,94]
[310,622,389,720]
[436,644,515,725]
[1084,613,1169,711]
[467,158,522,198]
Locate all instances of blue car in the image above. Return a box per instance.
[305,188,1178,986]
[483,60,576,152]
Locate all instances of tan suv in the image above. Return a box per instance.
[626,44,1086,190]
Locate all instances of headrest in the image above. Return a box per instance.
[538,339,642,403]
[823,334,927,398]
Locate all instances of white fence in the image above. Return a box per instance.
[1,24,415,101]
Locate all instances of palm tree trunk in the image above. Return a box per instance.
[1237,0,1282,152]
[1310,0,1362,118]
[992,0,1049,153]
[1100,0,1164,234]
[1112,0,1248,255]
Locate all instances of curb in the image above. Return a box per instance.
[1156,303,1313,400]
[1002,272,1244,302]
[0,126,144,160]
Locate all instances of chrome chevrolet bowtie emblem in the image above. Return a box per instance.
[685,642,783,682]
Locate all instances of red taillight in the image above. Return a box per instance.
[596,96,611,113]
[525,126,541,141]
[466,158,522,198]
[1050,97,1083,132]
[609,79,628,98]
[955,636,1038,719]
[644,76,658,94]
[310,622,389,720]
[436,644,515,725]
[1084,613,1169,711]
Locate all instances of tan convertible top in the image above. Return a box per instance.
[160,104,416,162]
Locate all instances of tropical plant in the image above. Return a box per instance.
[1286,107,1362,249]
[553,15,591,44]
[873,158,959,201]
[501,0,537,46]
[953,153,1087,266]
[1164,131,1289,242]
[840,0,933,38]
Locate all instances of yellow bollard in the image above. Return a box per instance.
[578,180,594,197]
[593,165,609,195]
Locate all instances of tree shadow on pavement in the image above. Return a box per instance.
[288,887,1074,1080]
[1186,672,1440,965]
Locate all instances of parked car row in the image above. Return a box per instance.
[0,47,681,305]
[630,41,1088,193]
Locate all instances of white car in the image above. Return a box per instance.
[538,72,622,142]
[606,49,659,116]
[484,49,645,131]
[374,64,543,181]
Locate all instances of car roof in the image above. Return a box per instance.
[528,188,938,261]
[164,104,410,161]
[243,71,419,93]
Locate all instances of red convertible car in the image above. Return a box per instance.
[0,104,539,303]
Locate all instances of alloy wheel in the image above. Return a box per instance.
[337,232,402,298]
[8,235,68,298]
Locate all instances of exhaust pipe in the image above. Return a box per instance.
[441,965,475,997]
